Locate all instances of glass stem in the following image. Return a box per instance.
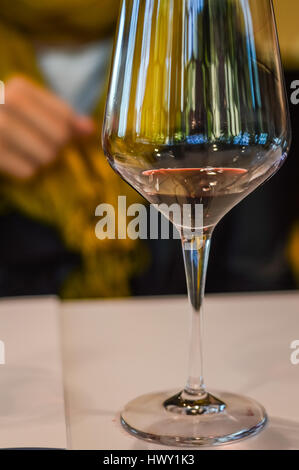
[181,230,213,399]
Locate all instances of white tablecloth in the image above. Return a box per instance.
[0,297,66,449]
[0,292,299,449]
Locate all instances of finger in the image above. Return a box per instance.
[0,109,57,166]
[7,77,95,136]
[72,114,96,135]
[0,148,37,180]
[5,91,75,148]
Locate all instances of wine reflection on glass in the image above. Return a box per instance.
[102,0,291,446]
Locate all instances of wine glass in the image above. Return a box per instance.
[102,0,291,447]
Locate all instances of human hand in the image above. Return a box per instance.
[0,76,95,180]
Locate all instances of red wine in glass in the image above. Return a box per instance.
[142,167,248,228]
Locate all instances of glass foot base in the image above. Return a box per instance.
[163,390,227,415]
[121,390,267,447]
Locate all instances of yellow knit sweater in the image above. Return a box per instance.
[0,0,148,299]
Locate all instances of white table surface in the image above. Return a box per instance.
[0,297,67,449]
[61,292,299,450]
[0,292,299,450]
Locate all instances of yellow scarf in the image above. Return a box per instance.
[0,0,148,299]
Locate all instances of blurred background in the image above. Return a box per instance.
[0,0,298,299]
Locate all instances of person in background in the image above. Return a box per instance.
[0,0,148,298]
[0,0,298,299]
